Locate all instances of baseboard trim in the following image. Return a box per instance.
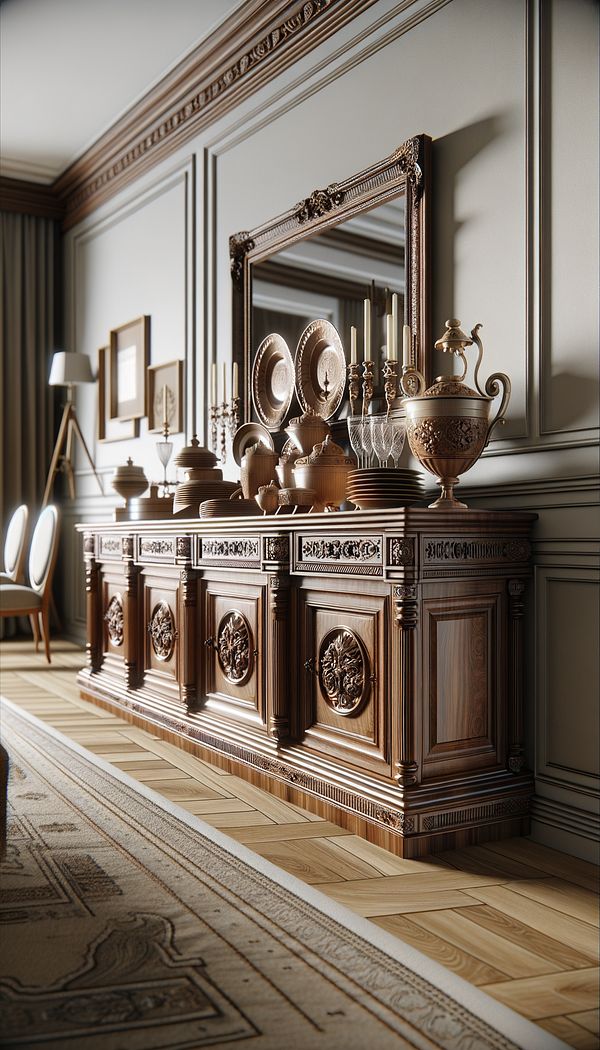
[531,794,600,863]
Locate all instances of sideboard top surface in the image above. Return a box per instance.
[76,507,537,537]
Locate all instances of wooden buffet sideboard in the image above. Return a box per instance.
[77,507,536,857]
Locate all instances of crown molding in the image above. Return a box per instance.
[54,0,376,230]
[0,176,64,220]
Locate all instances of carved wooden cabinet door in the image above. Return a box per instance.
[141,569,180,704]
[420,580,507,779]
[101,568,127,681]
[298,584,392,776]
[204,578,265,726]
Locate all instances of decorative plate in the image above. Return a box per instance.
[295,319,346,420]
[232,422,275,467]
[252,334,295,431]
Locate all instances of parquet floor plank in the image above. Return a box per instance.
[481,967,599,1020]
[405,908,565,978]
[484,839,599,893]
[371,913,510,985]
[454,904,597,970]
[568,1009,600,1035]
[538,1016,600,1049]
[462,885,600,959]
[506,877,599,926]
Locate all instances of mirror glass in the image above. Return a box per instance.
[252,194,405,398]
[231,134,430,432]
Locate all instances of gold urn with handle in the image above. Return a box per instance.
[401,320,511,509]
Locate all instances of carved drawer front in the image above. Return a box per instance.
[421,585,505,778]
[141,573,179,699]
[300,589,390,774]
[101,572,126,675]
[204,584,264,721]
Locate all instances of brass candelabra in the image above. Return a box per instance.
[347,362,360,415]
[361,360,374,416]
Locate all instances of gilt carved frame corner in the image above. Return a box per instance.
[230,133,432,424]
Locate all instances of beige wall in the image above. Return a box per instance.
[63,0,599,860]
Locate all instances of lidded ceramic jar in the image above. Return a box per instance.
[293,435,355,511]
[111,458,148,517]
[240,441,279,499]
[285,408,330,456]
[401,320,511,509]
[173,436,237,515]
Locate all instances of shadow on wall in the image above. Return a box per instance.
[546,371,600,432]
[432,115,506,335]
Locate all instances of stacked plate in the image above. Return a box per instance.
[200,498,259,519]
[346,468,426,510]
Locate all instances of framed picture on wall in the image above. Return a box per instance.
[147,359,184,433]
[98,347,139,442]
[109,316,149,420]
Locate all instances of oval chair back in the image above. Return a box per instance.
[28,506,60,596]
[2,505,29,583]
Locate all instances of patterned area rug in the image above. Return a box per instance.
[0,698,564,1050]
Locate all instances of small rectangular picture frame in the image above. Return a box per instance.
[147,359,184,433]
[109,315,149,420]
[98,346,139,442]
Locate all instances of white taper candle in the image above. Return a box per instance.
[350,326,357,365]
[402,325,412,369]
[363,298,371,361]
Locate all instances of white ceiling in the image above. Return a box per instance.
[0,0,243,183]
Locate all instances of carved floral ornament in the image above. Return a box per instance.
[104,595,124,647]
[392,137,423,197]
[318,628,371,716]
[301,537,381,563]
[295,184,345,224]
[217,611,254,685]
[147,602,177,662]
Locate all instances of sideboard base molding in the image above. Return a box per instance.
[79,670,533,859]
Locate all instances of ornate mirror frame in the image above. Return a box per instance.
[230,133,431,425]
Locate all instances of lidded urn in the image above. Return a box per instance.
[293,435,355,511]
[401,320,511,509]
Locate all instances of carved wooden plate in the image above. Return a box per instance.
[252,334,295,431]
[232,422,275,467]
[295,319,346,420]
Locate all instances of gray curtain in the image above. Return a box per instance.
[1,211,59,634]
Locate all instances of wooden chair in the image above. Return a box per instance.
[0,506,60,663]
[0,504,29,583]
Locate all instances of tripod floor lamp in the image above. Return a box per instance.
[43,351,104,507]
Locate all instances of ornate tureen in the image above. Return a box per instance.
[401,319,511,508]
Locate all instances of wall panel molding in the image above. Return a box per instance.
[69,156,196,441]
[535,568,599,792]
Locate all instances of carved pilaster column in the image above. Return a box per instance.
[507,578,526,773]
[394,584,419,787]
[123,546,141,691]
[267,574,291,741]
[180,565,199,709]
[84,535,102,672]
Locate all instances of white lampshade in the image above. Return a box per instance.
[49,351,94,386]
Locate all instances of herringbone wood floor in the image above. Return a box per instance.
[1,638,598,1048]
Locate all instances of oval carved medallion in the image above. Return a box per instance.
[104,594,124,647]
[318,627,370,715]
[148,601,176,662]
[217,611,253,685]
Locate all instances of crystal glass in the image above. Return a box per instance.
[360,415,374,467]
[347,416,364,468]
[389,419,406,468]
[156,439,173,495]
[370,414,393,467]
